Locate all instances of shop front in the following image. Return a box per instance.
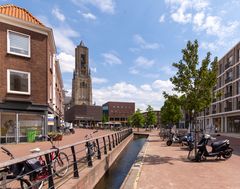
[0,111,46,144]
[227,116,240,133]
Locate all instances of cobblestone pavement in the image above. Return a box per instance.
[0,128,112,163]
[136,130,240,189]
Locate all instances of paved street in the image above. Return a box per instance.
[135,130,240,189]
[0,128,112,163]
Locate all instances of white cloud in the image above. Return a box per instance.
[193,12,205,27]
[165,0,239,50]
[160,66,176,76]
[140,84,152,91]
[53,26,79,55]
[133,34,160,50]
[92,77,108,84]
[91,67,97,73]
[72,0,115,14]
[93,80,174,110]
[129,67,139,75]
[102,52,122,65]
[82,12,97,20]
[52,8,65,22]
[159,14,165,23]
[135,56,155,67]
[57,52,75,73]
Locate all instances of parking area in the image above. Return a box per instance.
[135,130,240,189]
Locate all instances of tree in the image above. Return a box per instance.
[102,114,108,123]
[170,40,218,128]
[160,94,182,128]
[131,109,145,132]
[168,40,218,156]
[145,105,157,130]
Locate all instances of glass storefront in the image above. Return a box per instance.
[0,112,45,144]
[227,116,240,133]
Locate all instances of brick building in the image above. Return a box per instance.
[102,102,135,125]
[0,4,64,143]
[197,42,240,133]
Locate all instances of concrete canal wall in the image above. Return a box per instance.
[63,133,134,189]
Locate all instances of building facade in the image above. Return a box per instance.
[0,4,64,143]
[71,41,92,106]
[102,102,135,125]
[197,42,240,133]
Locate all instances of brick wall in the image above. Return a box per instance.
[0,22,48,105]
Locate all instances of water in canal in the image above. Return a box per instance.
[94,134,147,189]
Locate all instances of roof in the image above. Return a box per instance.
[0,4,44,26]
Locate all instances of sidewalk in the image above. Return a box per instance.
[134,130,240,189]
[0,128,112,163]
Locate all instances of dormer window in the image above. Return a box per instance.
[7,30,30,57]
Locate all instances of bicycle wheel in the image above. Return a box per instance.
[0,175,32,189]
[53,152,69,177]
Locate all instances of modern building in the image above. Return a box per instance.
[197,42,240,133]
[71,41,92,106]
[102,102,135,125]
[0,4,64,143]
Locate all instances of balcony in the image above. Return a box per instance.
[225,62,231,70]
[212,110,217,114]
[237,102,240,110]
[212,98,217,103]
[225,77,232,84]
[224,92,232,98]
[225,107,232,112]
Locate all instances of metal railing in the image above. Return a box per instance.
[0,128,132,189]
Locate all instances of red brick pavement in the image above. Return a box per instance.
[0,128,112,163]
[135,130,240,189]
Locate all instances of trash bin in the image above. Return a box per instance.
[27,129,37,142]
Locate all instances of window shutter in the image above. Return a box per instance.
[9,31,29,56]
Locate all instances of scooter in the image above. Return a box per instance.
[195,134,233,162]
[166,133,182,146]
[181,133,194,150]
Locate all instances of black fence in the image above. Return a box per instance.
[0,128,132,189]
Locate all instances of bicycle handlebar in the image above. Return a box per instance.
[1,146,14,158]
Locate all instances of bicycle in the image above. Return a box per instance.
[29,134,69,188]
[85,130,98,160]
[0,146,32,189]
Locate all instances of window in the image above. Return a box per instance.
[49,54,53,71]
[7,30,30,57]
[7,69,31,95]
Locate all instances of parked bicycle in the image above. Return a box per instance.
[29,134,69,188]
[0,146,32,189]
[85,130,98,160]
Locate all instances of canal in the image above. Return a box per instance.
[94,134,147,189]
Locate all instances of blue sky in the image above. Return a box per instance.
[2,0,240,110]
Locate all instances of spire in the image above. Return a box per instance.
[80,41,85,47]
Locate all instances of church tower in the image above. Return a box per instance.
[71,41,92,106]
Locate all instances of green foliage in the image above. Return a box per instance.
[102,114,109,123]
[160,95,182,125]
[145,105,157,127]
[170,40,218,118]
[131,109,145,131]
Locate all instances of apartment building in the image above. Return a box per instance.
[197,42,240,133]
[0,4,64,143]
[102,102,135,125]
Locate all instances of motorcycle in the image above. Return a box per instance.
[181,133,194,150]
[166,133,183,146]
[195,134,233,162]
